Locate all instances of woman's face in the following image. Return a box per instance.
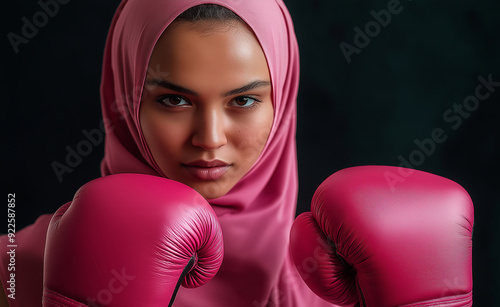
[140,20,273,199]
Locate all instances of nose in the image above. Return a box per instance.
[191,107,227,150]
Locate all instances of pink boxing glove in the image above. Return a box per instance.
[290,166,473,306]
[42,173,223,307]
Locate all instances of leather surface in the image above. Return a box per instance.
[42,173,224,306]
[290,165,473,306]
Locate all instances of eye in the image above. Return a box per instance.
[157,95,190,107]
[230,96,261,108]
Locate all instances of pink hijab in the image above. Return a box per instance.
[99,0,333,306]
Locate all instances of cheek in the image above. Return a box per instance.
[232,105,273,162]
[140,107,189,164]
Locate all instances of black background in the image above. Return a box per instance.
[2,0,499,305]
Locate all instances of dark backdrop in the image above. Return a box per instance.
[2,0,498,305]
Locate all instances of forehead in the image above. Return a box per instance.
[147,20,270,92]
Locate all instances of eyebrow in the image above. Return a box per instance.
[145,79,271,97]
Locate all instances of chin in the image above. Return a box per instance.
[197,186,229,200]
[165,172,236,200]
[186,181,231,200]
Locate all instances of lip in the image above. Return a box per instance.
[183,160,231,180]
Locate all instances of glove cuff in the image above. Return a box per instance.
[399,291,472,307]
[42,287,87,307]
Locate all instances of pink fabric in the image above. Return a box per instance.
[99,0,333,306]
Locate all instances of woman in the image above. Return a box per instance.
[0,0,335,306]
